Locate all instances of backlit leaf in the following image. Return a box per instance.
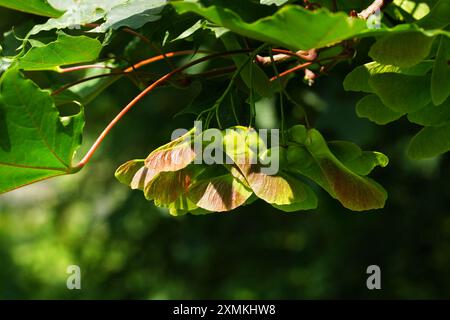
[0,68,84,193]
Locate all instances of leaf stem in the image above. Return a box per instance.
[122,27,176,71]
[358,0,392,20]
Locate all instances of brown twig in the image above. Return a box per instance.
[256,49,317,65]
[358,0,391,20]
[269,61,314,81]
[190,65,237,79]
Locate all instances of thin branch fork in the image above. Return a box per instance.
[75,49,257,168]
[256,49,317,65]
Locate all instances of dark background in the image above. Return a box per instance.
[0,4,449,299]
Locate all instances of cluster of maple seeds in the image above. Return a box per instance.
[116,125,388,215]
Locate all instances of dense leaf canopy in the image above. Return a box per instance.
[0,0,449,215]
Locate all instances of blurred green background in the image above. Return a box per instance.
[1,6,450,299]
